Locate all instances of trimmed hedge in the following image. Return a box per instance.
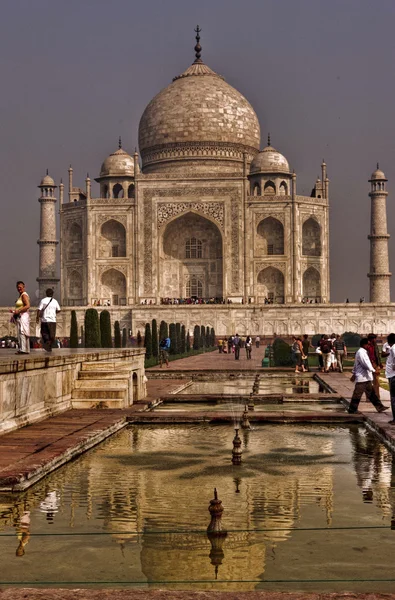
[100,310,112,348]
[70,310,78,348]
[84,309,101,348]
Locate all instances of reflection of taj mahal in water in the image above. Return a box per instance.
[33,29,394,336]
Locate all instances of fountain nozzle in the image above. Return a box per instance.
[241,405,251,429]
[232,428,243,465]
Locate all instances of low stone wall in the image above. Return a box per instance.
[1,303,395,339]
[0,349,145,435]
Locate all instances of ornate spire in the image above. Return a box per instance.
[118,136,122,149]
[194,25,202,64]
[377,162,380,169]
[267,133,271,147]
[46,168,49,176]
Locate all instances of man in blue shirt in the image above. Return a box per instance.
[159,337,171,368]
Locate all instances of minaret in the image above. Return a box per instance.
[37,171,59,298]
[368,164,391,303]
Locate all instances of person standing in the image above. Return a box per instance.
[348,338,389,414]
[245,335,252,359]
[367,333,383,399]
[292,336,305,373]
[159,336,171,368]
[319,335,332,373]
[333,334,347,373]
[255,335,260,349]
[36,289,61,352]
[10,281,30,354]
[302,334,311,372]
[384,333,395,425]
[233,333,241,360]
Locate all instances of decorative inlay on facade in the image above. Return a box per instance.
[231,198,240,292]
[255,262,286,275]
[96,214,127,227]
[255,212,285,225]
[157,201,224,229]
[142,141,257,167]
[98,264,128,277]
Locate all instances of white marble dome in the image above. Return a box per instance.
[100,147,134,178]
[250,144,290,175]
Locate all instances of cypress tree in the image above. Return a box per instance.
[211,327,215,347]
[206,326,210,347]
[137,330,142,346]
[186,330,191,352]
[181,324,186,354]
[200,325,205,348]
[144,323,152,359]
[84,308,101,348]
[193,325,200,350]
[114,321,121,348]
[122,327,127,348]
[175,322,181,354]
[99,310,112,348]
[80,325,85,348]
[159,320,168,341]
[70,310,78,348]
[169,323,177,355]
[152,319,159,358]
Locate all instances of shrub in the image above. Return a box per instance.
[84,309,101,348]
[159,320,168,341]
[181,324,186,354]
[193,325,200,350]
[211,327,215,347]
[122,328,127,348]
[99,310,112,348]
[176,323,181,354]
[343,331,361,347]
[200,325,205,348]
[114,321,121,348]
[70,310,78,348]
[206,326,210,347]
[137,330,142,346]
[186,330,191,352]
[273,337,293,366]
[152,319,158,357]
[144,323,152,358]
[312,334,322,346]
[169,323,177,355]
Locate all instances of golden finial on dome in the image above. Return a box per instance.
[118,136,122,149]
[268,133,271,146]
[194,25,203,64]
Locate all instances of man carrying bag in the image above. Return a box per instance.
[36,289,61,352]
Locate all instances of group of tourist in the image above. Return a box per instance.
[160,297,226,305]
[217,334,260,360]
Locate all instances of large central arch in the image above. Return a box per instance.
[257,266,284,303]
[160,212,223,298]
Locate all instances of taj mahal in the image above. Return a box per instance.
[28,29,395,337]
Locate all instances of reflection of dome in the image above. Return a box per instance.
[40,173,55,186]
[100,146,134,178]
[138,42,260,173]
[250,142,290,175]
[370,164,386,181]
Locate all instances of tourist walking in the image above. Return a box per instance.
[10,281,30,354]
[348,338,389,414]
[333,334,347,372]
[319,335,332,373]
[245,335,252,359]
[255,335,260,349]
[36,289,61,352]
[367,333,383,399]
[159,336,171,368]
[234,333,241,360]
[227,336,232,354]
[302,334,311,372]
[292,336,306,373]
[384,333,395,424]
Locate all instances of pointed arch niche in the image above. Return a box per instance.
[99,219,126,258]
[257,267,284,303]
[68,222,83,260]
[101,268,126,305]
[303,267,321,301]
[68,270,83,304]
[257,217,284,255]
[302,217,321,256]
[161,212,223,299]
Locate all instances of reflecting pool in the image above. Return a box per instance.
[177,377,329,395]
[1,424,395,592]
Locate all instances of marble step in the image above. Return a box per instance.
[74,379,129,389]
[78,371,133,380]
[72,387,127,400]
[71,398,127,409]
[81,362,133,372]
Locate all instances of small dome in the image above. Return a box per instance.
[40,173,55,186]
[250,144,290,175]
[99,147,134,178]
[370,164,386,181]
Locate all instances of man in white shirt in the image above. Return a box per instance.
[384,333,395,425]
[36,289,61,352]
[348,338,389,414]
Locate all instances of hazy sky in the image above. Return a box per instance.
[1,0,395,305]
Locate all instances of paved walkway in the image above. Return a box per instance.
[149,345,269,371]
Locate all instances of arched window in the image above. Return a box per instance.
[257,267,285,303]
[253,183,261,196]
[113,183,124,199]
[279,181,287,195]
[302,217,321,256]
[264,181,276,195]
[185,237,202,259]
[303,267,321,301]
[186,276,203,298]
[257,217,284,255]
[101,268,126,306]
[100,219,126,258]
[68,222,83,260]
[103,184,109,199]
[68,270,83,303]
[128,184,135,198]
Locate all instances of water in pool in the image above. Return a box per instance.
[0,424,394,592]
[178,377,329,395]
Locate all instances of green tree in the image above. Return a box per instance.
[181,324,186,354]
[114,321,122,348]
[211,327,215,347]
[144,323,152,359]
[193,325,200,350]
[137,330,142,346]
[206,326,210,347]
[343,332,361,348]
[122,328,127,348]
[70,310,78,348]
[84,309,101,348]
[200,325,205,348]
[176,323,181,354]
[169,323,177,355]
[186,330,191,352]
[272,338,293,366]
[152,319,159,358]
[80,325,84,348]
[99,310,112,348]
[159,320,168,342]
